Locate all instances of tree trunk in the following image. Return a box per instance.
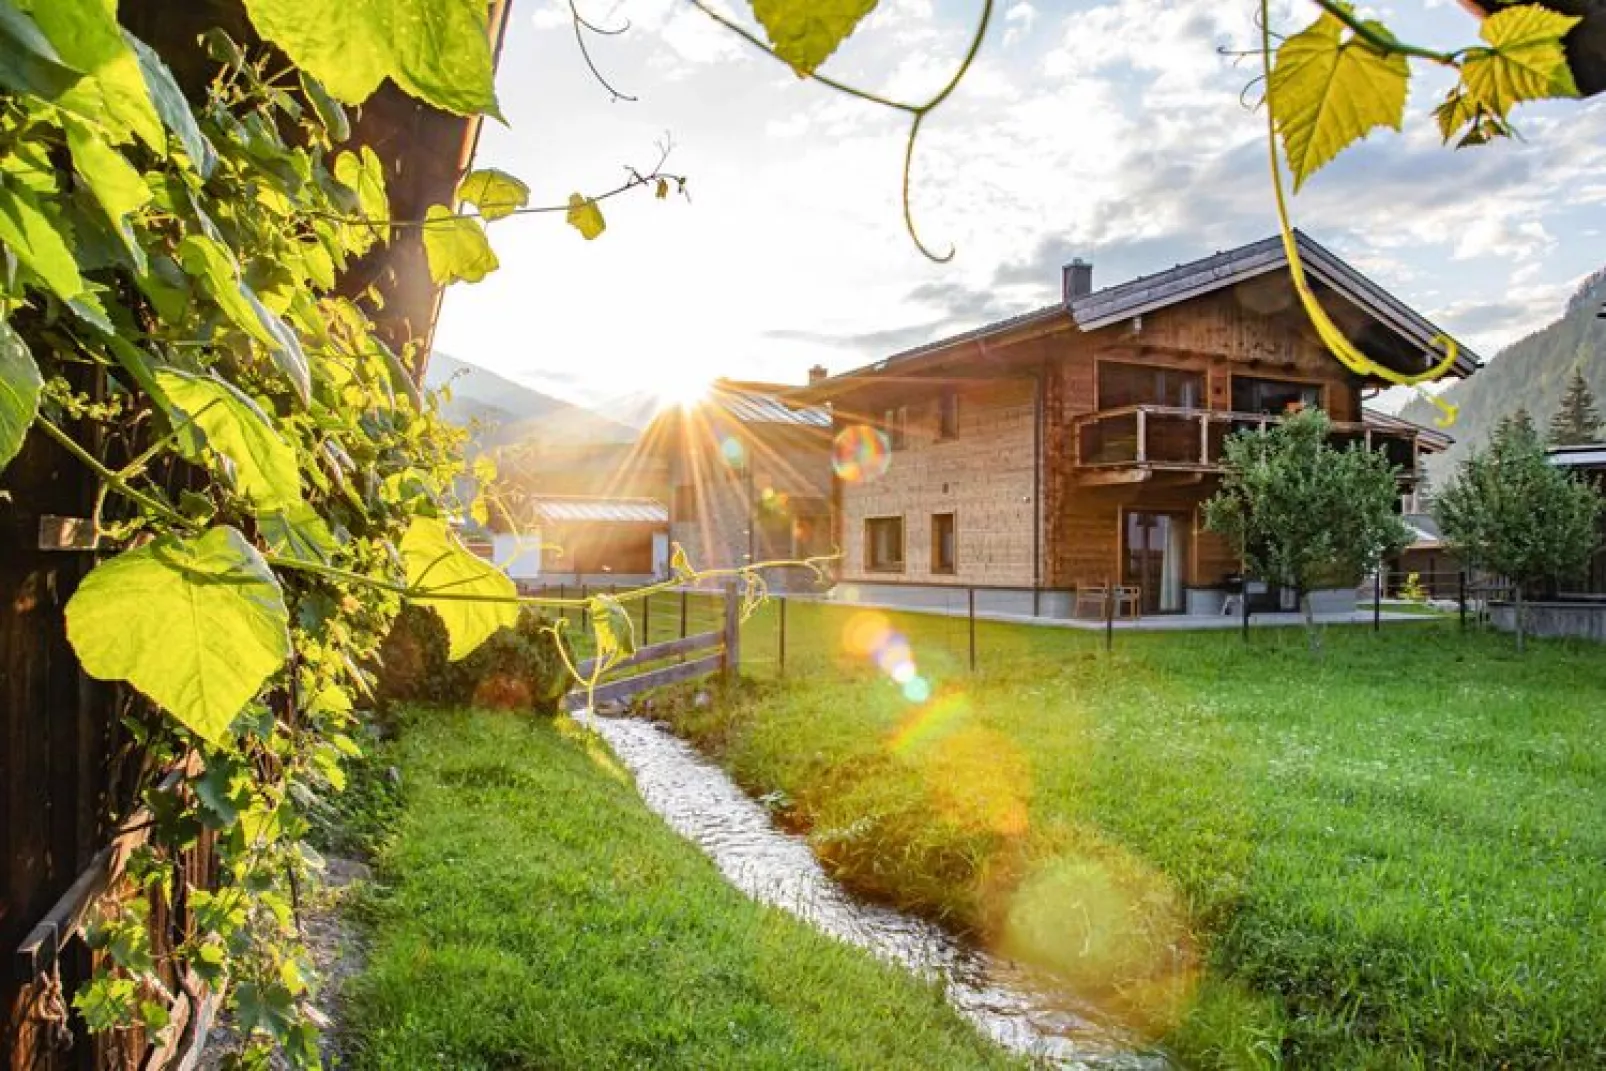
[1302,589,1322,654]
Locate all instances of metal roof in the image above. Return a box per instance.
[530,496,668,525]
[1549,444,1606,469]
[1402,513,1444,549]
[804,231,1482,397]
[706,381,832,427]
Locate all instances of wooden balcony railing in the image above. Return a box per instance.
[1072,405,1421,476]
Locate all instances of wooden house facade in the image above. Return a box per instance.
[802,233,1475,617]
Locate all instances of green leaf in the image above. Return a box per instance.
[565,194,605,241]
[421,205,498,284]
[1270,11,1409,190]
[458,168,529,221]
[241,0,501,117]
[0,319,41,471]
[1462,5,1581,113]
[589,594,636,673]
[749,0,877,76]
[0,0,84,102]
[299,69,350,141]
[177,235,310,402]
[127,32,217,177]
[0,177,85,300]
[65,120,151,272]
[259,500,339,563]
[17,0,163,150]
[156,369,303,511]
[399,516,517,661]
[65,526,291,744]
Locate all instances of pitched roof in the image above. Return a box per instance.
[529,496,669,525]
[802,231,1482,397]
[1549,444,1606,470]
[705,380,831,428]
[1363,408,1453,453]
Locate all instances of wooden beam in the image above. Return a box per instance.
[1075,468,1153,487]
[574,630,721,679]
[564,653,725,711]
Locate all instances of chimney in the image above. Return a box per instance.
[808,364,828,384]
[1062,257,1093,302]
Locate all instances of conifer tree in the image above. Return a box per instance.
[1547,367,1604,446]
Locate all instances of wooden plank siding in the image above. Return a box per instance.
[835,280,1374,596]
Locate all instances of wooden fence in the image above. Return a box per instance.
[563,583,741,712]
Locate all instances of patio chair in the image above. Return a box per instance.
[1113,584,1142,621]
[1074,581,1109,619]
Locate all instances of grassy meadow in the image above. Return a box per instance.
[650,603,1606,1068]
[344,706,1019,1069]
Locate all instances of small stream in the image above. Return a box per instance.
[581,713,1168,1069]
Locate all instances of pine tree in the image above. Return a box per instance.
[1547,367,1604,446]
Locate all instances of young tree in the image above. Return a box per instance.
[1203,409,1412,649]
[1547,366,1604,446]
[1434,416,1602,651]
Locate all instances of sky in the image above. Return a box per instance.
[430,0,1606,416]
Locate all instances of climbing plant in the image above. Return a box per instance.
[0,0,1597,1063]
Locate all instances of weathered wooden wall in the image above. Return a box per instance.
[836,376,1040,587]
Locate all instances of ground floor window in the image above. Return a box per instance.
[865,516,905,572]
[931,513,957,574]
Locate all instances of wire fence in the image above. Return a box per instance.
[525,570,1508,686]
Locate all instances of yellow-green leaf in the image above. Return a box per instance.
[65,526,291,745]
[65,121,150,273]
[589,593,636,673]
[0,319,42,471]
[1464,4,1581,114]
[565,194,605,241]
[0,177,85,300]
[1270,11,1409,190]
[241,0,500,117]
[259,500,339,563]
[156,369,303,512]
[421,205,498,284]
[399,516,518,660]
[749,0,877,76]
[457,168,529,221]
[18,0,164,150]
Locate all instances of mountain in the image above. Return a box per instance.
[423,353,637,449]
[1402,268,1606,485]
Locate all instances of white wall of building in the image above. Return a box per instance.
[492,531,545,582]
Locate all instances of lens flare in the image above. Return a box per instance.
[840,610,929,702]
[900,675,932,704]
[832,425,892,484]
[720,435,745,467]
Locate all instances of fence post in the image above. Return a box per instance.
[680,589,689,639]
[642,592,651,644]
[1104,580,1114,653]
[1241,576,1250,643]
[968,587,977,672]
[580,583,588,631]
[1373,568,1382,633]
[1458,570,1467,631]
[778,595,787,676]
[722,580,741,683]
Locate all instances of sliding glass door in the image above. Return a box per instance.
[1123,511,1190,614]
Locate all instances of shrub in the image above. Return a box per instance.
[377,605,573,713]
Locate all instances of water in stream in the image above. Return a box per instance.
[581,713,1169,1069]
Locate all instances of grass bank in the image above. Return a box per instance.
[345,706,1018,1069]
[658,608,1606,1068]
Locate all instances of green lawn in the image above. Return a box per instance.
[654,605,1606,1068]
[346,706,1019,1069]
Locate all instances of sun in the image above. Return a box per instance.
[654,376,712,412]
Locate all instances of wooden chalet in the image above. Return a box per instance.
[800,232,1476,617]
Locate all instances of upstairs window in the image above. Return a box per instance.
[1232,376,1323,416]
[1099,362,1203,409]
[865,516,905,572]
[882,406,908,450]
[937,390,961,439]
[931,513,957,574]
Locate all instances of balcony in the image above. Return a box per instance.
[1072,405,1424,484]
